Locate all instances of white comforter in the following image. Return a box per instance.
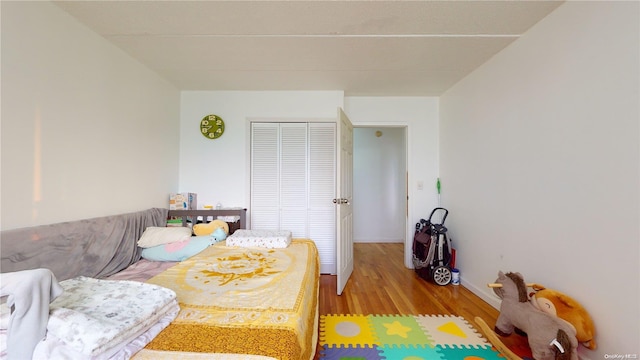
[48,276,177,357]
[1,276,179,360]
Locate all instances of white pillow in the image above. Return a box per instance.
[226,230,292,249]
[137,227,192,248]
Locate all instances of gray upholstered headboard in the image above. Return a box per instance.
[0,208,168,281]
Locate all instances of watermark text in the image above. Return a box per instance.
[605,354,638,359]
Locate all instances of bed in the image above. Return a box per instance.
[0,208,320,360]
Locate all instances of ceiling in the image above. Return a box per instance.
[53,1,563,96]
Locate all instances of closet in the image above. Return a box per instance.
[250,122,337,274]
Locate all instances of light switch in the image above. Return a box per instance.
[417,181,424,190]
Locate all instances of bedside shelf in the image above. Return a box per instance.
[167,209,247,232]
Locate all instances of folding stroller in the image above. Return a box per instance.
[412,207,453,285]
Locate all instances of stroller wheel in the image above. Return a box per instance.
[432,266,452,286]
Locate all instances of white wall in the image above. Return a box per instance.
[179,94,439,266]
[353,127,406,243]
[178,91,344,211]
[440,2,639,357]
[344,97,440,266]
[1,2,181,230]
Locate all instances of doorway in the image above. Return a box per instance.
[353,126,407,245]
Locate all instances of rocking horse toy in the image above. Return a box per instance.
[475,271,579,360]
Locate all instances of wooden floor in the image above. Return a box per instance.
[315,242,528,358]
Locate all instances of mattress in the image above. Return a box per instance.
[140,239,320,360]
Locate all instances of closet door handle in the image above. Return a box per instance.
[333,198,350,205]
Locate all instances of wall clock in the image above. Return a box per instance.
[200,114,225,139]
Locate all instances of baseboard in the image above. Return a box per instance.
[354,238,403,243]
[461,279,501,310]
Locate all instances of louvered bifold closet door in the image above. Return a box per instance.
[250,123,280,230]
[308,123,337,274]
[279,123,308,237]
[250,122,336,273]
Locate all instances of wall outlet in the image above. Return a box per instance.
[417,181,424,190]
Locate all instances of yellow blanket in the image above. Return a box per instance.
[143,239,319,360]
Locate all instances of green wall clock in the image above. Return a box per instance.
[200,114,225,139]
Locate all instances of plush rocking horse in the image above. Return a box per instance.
[476,271,579,360]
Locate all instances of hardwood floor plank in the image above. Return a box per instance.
[315,242,529,359]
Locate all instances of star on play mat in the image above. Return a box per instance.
[383,320,412,338]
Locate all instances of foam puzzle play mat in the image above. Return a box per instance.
[319,314,507,360]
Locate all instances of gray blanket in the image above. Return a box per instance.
[0,208,168,281]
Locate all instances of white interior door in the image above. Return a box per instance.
[336,108,354,295]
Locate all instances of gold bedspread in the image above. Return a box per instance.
[143,239,319,360]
